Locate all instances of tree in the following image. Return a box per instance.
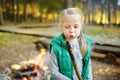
[0,0,4,25]
[86,0,91,24]
[13,0,17,24]
[100,0,105,25]
[23,0,27,21]
[64,0,73,8]
[107,0,111,26]
[113,0,117,25]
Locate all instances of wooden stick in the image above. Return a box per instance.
[66,41,82,80]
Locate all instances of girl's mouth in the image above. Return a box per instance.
[70,35,74,38]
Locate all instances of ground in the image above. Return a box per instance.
[0,31,120,80]
[92,52,120,80]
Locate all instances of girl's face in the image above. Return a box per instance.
[61,14,82,40]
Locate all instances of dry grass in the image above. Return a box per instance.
[86,25,120,39]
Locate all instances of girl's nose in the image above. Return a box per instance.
[70,27,74,32]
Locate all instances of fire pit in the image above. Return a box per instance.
[10,47,50,80]
[0,39,51,80]
[12,63,48,80]
[0,39,50,80]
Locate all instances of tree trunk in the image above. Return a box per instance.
[16,0,20,23]
[0,0,4,25]
[113,0,117,25]
[23,0,27,22]
[107,0,111,26]
[64,0,73,8]
[37,0,42,22]
[87,0,91,24]
[13,0,17,24]
[100,0,105,24]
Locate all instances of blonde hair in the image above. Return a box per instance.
[59,8,87,55]
[59,8,84,25]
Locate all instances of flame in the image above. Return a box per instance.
[33,48,47,76]
[40,48,46,54]
[33,48,49,76]
[21,77,34,80]
[34,64,39,71]
[28,77,34,80]
[18,48,49,80]
[34,48,47,65]
[28,59,35,64]
[21,77,27,80]
[11,64,21,70]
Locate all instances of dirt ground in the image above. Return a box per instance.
[0,34,120,80]
[91,52,120,80]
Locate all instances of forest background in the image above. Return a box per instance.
[0,0,120,26]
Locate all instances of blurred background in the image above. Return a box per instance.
[0,0,119,25]
[0,0,120,80]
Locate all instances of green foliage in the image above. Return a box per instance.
[37,0,63,11]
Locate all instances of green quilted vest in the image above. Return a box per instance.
[50,33,94,80]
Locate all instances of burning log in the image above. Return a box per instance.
[15,71,37,78]
[10,39,50,80]
[12,64,38,79]
[12,60,49,80]
[19,64,36,72]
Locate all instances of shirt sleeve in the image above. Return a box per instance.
[50,48,71,80]
[87,59,93,80]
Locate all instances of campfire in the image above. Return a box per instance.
[11,47,50,80]
[0,39,50,80]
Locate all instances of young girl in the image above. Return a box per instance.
[49,8,94,80]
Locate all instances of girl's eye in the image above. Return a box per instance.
[65,25,70,28]
[74,24,79,28]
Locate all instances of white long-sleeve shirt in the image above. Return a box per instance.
[50,41,93,80]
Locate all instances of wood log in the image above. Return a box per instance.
[93,43,120,57]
